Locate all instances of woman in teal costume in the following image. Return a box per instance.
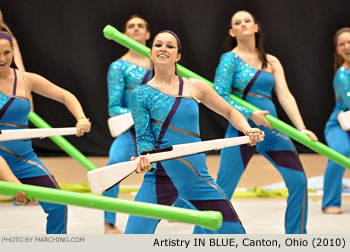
[322,27,350,214]
[103,15,152,234]
[213,11,318,234]
[0,28,91,233]
[125,30,264,234]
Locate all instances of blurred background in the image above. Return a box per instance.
[1,0,350,156]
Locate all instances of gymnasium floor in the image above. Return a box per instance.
[1,154,349,234]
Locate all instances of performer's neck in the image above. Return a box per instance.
[235,39,256,54]
[0,67,11,79]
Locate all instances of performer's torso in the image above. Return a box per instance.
[326,67,350,127]
[229,52,277,116]
[138,84,201,147]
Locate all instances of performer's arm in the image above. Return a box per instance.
[130,86,156,155]
[107,61,130,117]
[213,53,253,119]
[191,78,263,144]
[272,55,318,141]
[26,72,91,136]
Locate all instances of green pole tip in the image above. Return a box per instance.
[103,25,116,40]
[200,211,223,230]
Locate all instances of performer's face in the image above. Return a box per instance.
[150,33,181,65]
[124,17,150,44]
[336,32,350,63]
[0,39,13,70]
[229,11,258,39]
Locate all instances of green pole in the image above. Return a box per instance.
[0,181,222,230]
[28,112,97,171]
[103,24,350,169]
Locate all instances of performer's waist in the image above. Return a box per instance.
[151,118,201,139]
[0,121,28,129]
[0,139,33,154]
[231,87,271,100]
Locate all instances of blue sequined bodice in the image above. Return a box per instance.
[325,67,350,130]
[107,59,149,117]
[214,52,275,118]
[333,67,350,111]
[130,84,200,155]
[0,93,10,108]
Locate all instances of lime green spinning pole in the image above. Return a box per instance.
[103,24,350,169]
[28,112,96,171]
[0,181,222,230]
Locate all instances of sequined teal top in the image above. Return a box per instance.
[214,52,266,119]
[107,59,149,117]
[325,67,350,130]
[0,93,10,108]
[334,67,350,111]
[130,85,176,155]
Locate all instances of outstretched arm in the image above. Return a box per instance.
[26,72,91,136]
[271,55,318,141]
[191,78,264,144]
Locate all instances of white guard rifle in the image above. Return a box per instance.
[0,127,77,141]
[88,135,252,194]
[107,112,134,137]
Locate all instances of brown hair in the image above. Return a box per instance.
[225,10,268,69]
[123,14,150,32]
[0,9,14,37]
[334,27,350,73]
